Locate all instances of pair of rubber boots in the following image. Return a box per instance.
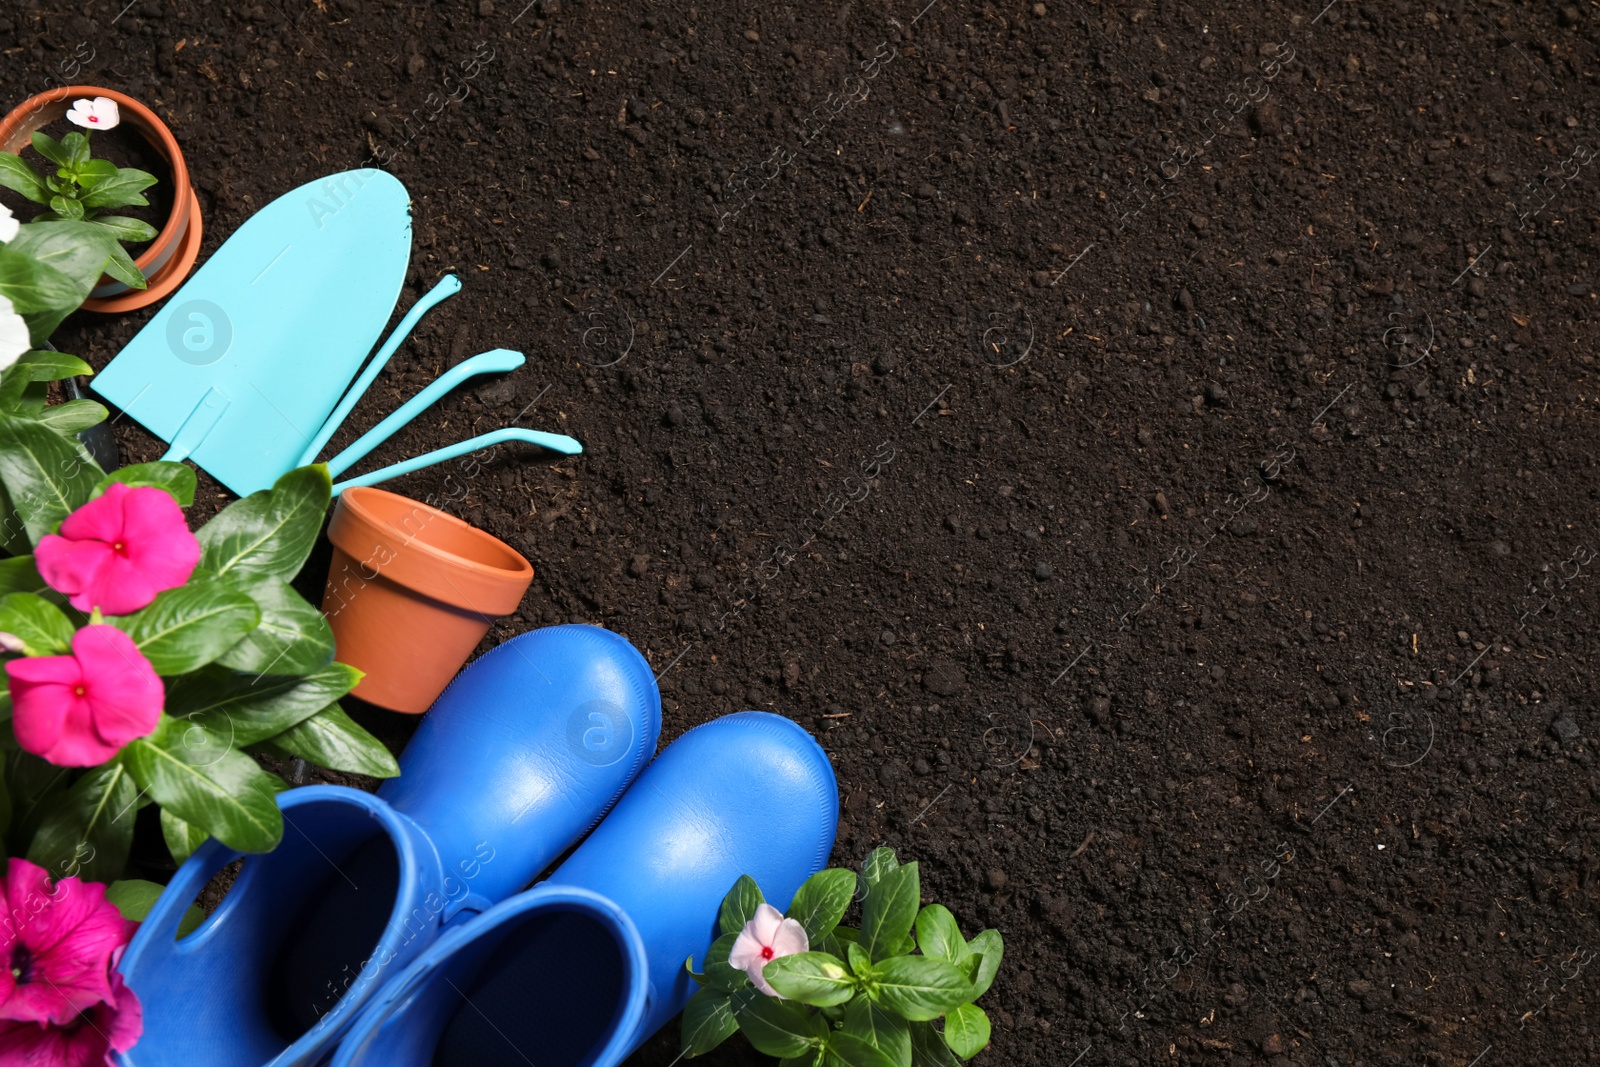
[115,625,840,1066]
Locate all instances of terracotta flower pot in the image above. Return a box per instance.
[323,487,534,714]
[0,85,203,312]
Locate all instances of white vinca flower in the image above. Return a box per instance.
[66,96,120,130]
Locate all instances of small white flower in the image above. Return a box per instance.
[0,294,30,371]
[0,203,16,244]
[66,96,120,131]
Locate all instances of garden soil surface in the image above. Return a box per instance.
[8,1,1600,1064]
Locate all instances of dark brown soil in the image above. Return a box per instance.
[8,1,1600,1065]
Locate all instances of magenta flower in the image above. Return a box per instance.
[36,483,199,616]
[0,860,136,1027]
[728,903,809,997]
[6,626,163,767]
[0,967,142,1066]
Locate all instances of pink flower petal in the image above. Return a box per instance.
[37,485,198,616]
[0,862,135,1030]
[119,488,199,584]
[55,485,127,544]
[71,627,162,750]
[747,903,785,947]
[6,657,81,763]
[34,537,114,615]
[769,917,809,958]
[727,929,764,973]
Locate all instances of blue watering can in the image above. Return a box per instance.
[115,625,662,1066]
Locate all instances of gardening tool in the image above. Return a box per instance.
[318,347,581,496]
[116,625,663,1067]
[331,712,840,1067]
[91,168,581,497]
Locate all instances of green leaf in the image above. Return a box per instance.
[255,703,398,778]
[789,868,857,942]
[106,878,205,937]
[0,245,85,315]
[941,1005,990,1060]
[59,132,90,171]
[681,987,739,1057]
[914,906,969,967]
[964,930,1003,999]
[764,951,857,1008]
[25,762,140,884]
[167,662,363,748]
[843,997,911,1067]
[198,465,331,581]
[89,214,159,243]
[6,350,94,383]
[846,941,876,978]
[30,132,72,169]
[216,576,335,674]
[48,195,86,222]
[79,167,157,211]
[0,153,50,204]
[863,847,899,888]
[718,873,765,938]
[696,930,748,993]
[909,1021,962,1067]
[0,592,76,654]
[113,577,261,675]
[0,556,46,597]
[7,221,114,301]
[121,714,285,853]
[734,990,828,1058]
[160,807,209,865]
[867,957,974,1022]
[5,751,70,852]
[95,462,197,507]
[825,1032,900,1067]
[97,236,146,290]
[36,399,108,435]
[861,861,919,961]
[0,753,11,839]
[74,158,117,185]
[0,410,102,540]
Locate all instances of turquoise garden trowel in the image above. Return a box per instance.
[93,169,580,496]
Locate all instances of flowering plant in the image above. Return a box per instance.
[683,848,1004,1066]
[0,97,159,364]
[0,858,143,1065]
[0,451,396,885]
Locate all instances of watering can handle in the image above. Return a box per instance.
[329,428,583,495]
[324,349,526,478]
[297,273,462,467]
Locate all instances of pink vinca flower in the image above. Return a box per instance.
[65,97,120,131]
[0,860,137,1027]
[37,483,199,615]
[6,626,163,767]
[0,968,142,1067]
[728,903,809,997]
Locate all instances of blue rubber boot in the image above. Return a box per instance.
[116,625,660,1067]
[329,712,838,1067]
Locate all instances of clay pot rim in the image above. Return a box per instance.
[0,85,202,312]
[329,486,533,616]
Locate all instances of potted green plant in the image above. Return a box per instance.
[683,848,1004,1066]
[0,87,202,311]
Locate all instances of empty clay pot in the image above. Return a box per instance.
[323,487,533,713]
